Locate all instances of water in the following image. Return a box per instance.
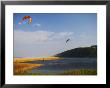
[27,58,97,74]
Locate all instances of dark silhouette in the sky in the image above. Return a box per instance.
[66,39,70,43]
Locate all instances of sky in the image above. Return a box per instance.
[14,13,97,58]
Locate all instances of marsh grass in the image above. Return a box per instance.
[13,57,60,75]
[14,63,44,75]
[14,57,60,63]
[59,69,97,75]
[17,69,97,75]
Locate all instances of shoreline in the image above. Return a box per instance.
[14,56,61,63]
[13,56,61,75]
[13,57,97,75]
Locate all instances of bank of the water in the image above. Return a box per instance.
[20,57,97,75]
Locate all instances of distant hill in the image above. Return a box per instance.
[55,45,97,58]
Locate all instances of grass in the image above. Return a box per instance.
[14,63,44,75]
[16,69,97,75]
[59,69,97,75]
[14,56,60,63]
[13,56,61,75]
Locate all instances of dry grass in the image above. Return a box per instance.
[13,57,61,75]
[14,63,44,75]
[14,56,60,63]
[59,69,97,75]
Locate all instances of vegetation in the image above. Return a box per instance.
[14,57,61,75]
[15,69,97,75]
[14,56,60,63]
[56,45,97,58]
[14,63,44,75]
[59,69,97,75]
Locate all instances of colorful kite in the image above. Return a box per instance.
[19,16,32,24]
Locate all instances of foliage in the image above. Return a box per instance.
[56,45,97,58]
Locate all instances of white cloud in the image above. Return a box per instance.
[32,23,41,28]
[14,30,74,57]
[14,30,73,44]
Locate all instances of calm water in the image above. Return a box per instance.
[27,58,97,74]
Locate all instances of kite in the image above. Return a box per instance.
[66,39,70,43]
[18,16,32,24]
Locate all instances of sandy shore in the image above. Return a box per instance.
[14,56,60,63]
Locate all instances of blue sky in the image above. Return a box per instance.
[14,13,97,58]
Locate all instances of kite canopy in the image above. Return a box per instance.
[66,39,70,43]
[22,16,31,20]
[19,16,32,24]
